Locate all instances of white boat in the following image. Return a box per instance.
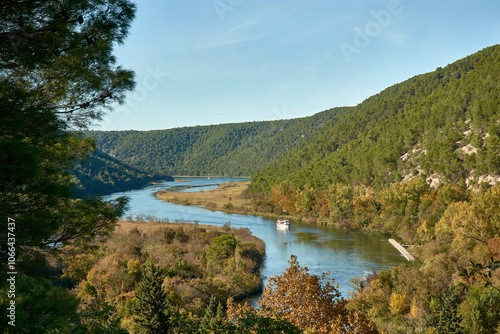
[276,218,290,229]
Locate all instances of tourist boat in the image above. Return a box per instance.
[276,218,290,229]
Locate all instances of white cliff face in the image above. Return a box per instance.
[398,122,500,189]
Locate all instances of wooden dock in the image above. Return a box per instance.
[388,239,415,261]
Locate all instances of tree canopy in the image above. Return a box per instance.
[0,0,136,331]
[0,0,135,128]
[227,255,379,333]
[1,0,136,260]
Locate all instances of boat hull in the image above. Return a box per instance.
[276,219,290,229]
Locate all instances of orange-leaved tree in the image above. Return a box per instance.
[228,255,379,334]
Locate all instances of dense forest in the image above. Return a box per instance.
[1,0,499,332]
[252,176,500,332]
[250,44,500,193]
[86,45,500,189]
[246,45,500,333]
[85,107,346,176]
[72,148,172,198]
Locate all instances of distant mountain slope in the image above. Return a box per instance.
[86,45,500,195]
[250,45,500,193]
[86,108,346,176]
[72,149,172,198]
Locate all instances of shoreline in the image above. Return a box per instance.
[109,219,265,311]
[171,175,251,178]
[155,180,326,225]
[156,180,259,215]
[155,180,403,240]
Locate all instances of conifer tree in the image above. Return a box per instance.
[1,1,136,330]
[133,261,172,334]
[434,290,464,334]
[199,296,218,332]
[199,296,232,333]
[0,0,136,266]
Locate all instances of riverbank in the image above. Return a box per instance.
[156,179,323,225]
[156,179,421,266]
[157,180,257,214]
[108,177,408,304]
[76,218,265,330]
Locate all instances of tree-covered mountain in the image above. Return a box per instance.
[88,45,500,194]
[85,107,346,176]
[72,149,172,198]
[239,45,500,333]
[250,44,500,193]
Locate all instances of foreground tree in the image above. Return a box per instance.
[0,0,135,127]
[227,255,379,334]
[133,261,172,334]
[0,0,136,331]
[195,296,236,334]
[199,296,227,333]
[0,0,135,266]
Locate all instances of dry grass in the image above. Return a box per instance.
[156,180,253,213]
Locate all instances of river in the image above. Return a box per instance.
[104,177,405,299]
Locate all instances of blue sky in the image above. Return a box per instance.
[97,0,500,131]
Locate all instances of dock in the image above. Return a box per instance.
[388,239,415,261]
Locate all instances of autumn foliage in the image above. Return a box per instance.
[72,220,265,331]
[228,255,379,334]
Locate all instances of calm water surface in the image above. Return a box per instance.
[104,177,405,298]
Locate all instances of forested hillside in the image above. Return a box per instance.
[86,107,346,176]
[243,45,500,333]
[250,45,500,193]
[87,45,500,191]
[72,149,172,198]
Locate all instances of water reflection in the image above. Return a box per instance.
[104,177,405,297]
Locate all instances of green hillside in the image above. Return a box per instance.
[86,107,346,176]
[250,44,500,193]
[87,45,500,192]
[244,45,500,333]
[72,149,172,197]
